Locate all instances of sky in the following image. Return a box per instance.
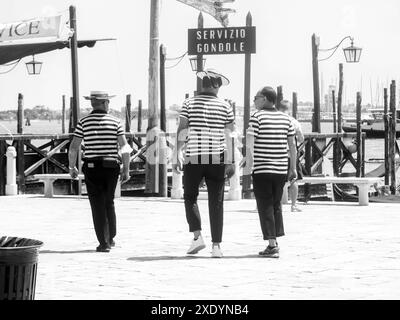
[1,0,400,112]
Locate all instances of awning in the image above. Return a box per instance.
[0,39,115,65]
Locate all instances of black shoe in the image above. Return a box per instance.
[259,245,279,258]
[96,245,111,253]
[110,240,115,247]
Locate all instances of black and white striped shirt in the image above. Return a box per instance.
[180,93,234,157]
[73,110,125,160]
[248,109,295,175]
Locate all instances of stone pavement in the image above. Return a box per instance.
[1,195,400,300]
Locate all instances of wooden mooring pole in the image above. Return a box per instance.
[137,99,143,146]
[332,90,337,134]
[276,86,283,109]
[389,81,397,194]
[384,88,389,186]
[17,93,25,193]
[337,64,344,133]
[292,92,298,119]
[145,0,161,195]
[356,92,362,178]
[125,94,132,133]
[159,43,167,197]
[242,11,252,199]
[196,13,204,94]
[62,95,66,134]
[332,90,339,176]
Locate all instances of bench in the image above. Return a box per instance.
[33,174,85,198]
[33,174,123,198]
[282,176,381,206]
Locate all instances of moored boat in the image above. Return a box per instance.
[342,108,400,138]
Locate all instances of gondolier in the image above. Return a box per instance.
[68,91,131,252]
[172,69,236,258]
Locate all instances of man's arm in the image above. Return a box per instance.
[173,117,189,173]
[296,124,305,144]
[242,132,255,176]
[118,135,132,184]
[224,121,236,179]
[68,136,82,179]
[288,135,298,181]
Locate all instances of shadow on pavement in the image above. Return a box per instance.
[40,249,96,254]
[127,255,260,262]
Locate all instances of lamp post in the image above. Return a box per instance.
[311,34,362,133]
[25,55,43,75]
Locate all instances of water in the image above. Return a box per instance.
[0,118,389,174]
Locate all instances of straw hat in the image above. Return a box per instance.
[84,91,116,100]
[196,68,230,86]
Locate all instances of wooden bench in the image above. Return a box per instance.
[33,174,84,198]
[282,176,381,206]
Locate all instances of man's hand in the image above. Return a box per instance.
[120,169,130,184]
[172,151,184,174]
[287,169,297,184]
[69,166,79,180]
[225,164,235,179]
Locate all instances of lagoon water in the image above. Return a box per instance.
[0,118,391,175]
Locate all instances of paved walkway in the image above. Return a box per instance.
[1,195,400,300]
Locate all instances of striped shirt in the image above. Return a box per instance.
[180,93,234,157]
[248,109,295,175]
[73,110,124,160]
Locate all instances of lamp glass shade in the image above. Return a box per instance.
[25,58,43,75]
[343,45,362,63]
[189,56,206,72]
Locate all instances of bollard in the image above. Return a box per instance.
[5,146,18,196]
[228,141,242,200]
[171,171,183,199]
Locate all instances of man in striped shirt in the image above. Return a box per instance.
[243,87,297,258]
[173,69,235,258]
[68,91,131,253]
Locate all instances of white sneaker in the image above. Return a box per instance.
[187,236,206,254]
[211,244,223,258]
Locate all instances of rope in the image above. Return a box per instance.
[318,45,341,62]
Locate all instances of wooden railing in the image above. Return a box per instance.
[0,132,364,197]
[0,132,176,195]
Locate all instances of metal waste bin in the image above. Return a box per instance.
[0,236,43,300]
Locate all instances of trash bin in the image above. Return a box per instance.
[0,236,43,300]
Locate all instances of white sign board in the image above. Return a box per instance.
[0,15,62,43]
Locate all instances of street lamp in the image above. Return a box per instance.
[189,55,206,72]
[311,34,362,132]
[343,39,362,63]
[25,55,43,75]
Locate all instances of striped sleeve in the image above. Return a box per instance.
[73,120,83,138]
[117,121,125,136]
[226,105,234,124]
[180,100,189,120]
[247,114,259,137]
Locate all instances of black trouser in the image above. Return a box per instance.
[183,163,226,243]
[83,161,120,247]
[252,173,286,240]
